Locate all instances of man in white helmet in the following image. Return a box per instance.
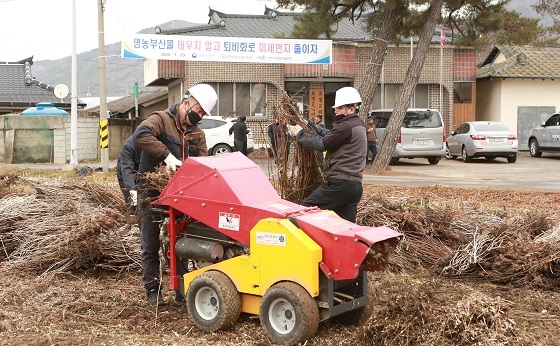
[132,83,217,306]
[287,86,366,223]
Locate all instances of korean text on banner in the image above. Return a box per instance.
[121,34,332,64]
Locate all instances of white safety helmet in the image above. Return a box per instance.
[332,86,362,109]
[186,84,218,116]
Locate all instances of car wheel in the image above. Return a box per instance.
[529,138,542,157]
[462,146,472,163]
[427,156,440,165]
[507,154,517,163]
[212,144,232,156]
[389,158,400,165]
[445,145,457,160]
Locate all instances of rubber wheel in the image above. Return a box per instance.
[187,271,241,332]
[445,145,456,160]
[260,282,319,345]
[507,154,517,163]
[389,158,400,165]
[427,156,440,165]
[462,146,472,163]
[529,138,542,157]
[212,144,232,156]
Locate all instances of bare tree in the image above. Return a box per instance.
[372,0,444,171]
[356,0,406,119]
[276,0,544,172]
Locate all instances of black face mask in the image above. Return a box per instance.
[187,110,202,125]
[334,114,345,122]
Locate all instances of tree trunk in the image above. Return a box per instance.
[371,0,444,172]
[357,0,403,118]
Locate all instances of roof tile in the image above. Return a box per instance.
[477,44,560,79]
[0,59,83,109]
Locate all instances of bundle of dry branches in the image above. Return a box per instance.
[357,186,560,289]
[142,165,174,193]
[0,175,141,275]
[269,91,323,203]
[357,194,456,270]
[438,213,560,289]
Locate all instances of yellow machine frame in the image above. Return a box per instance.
[181,217,322,314]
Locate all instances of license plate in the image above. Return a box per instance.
[414,140,432,145]
[488,138,505,142]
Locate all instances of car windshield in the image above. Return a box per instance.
[472,123,509,131]
[403,111,442,128]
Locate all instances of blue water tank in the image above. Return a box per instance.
[22,102,68,116]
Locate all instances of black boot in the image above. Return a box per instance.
[145,280,166,306]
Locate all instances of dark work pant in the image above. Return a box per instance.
[138,197,161,287]
[233,139,247,155]
[366,141,377,165]
[302,178,363,223]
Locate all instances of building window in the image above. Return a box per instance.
[236,83,251,117]
[252,84,266,116]
[412,84,429,108]
[371,84,429,110]
[218,83,233,116]
[286,81,309,116]
[212,82,268,117]
[453,82,472,103]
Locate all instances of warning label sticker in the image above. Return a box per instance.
[219,212,240,231]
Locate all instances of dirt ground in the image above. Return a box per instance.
[1,168,560,346]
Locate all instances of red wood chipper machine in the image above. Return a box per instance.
[153,152,402,345]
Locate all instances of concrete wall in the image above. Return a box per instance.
[108,118,142,159]
[65,117,99,163]
[1,115,66,164]
[476,78,560,133]
[0,115,138,164]
[476,79,503,123]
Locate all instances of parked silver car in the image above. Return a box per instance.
[528,113,560,157]
[198,116,254,156]
[370,108,446,165]
[445,121,518,163]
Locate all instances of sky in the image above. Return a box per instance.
[0,0,280,62]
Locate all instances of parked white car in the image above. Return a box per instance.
[446,121,518,163]
[198,116,254,156]
[369,108,446,165]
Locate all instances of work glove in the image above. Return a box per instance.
[164,152,182,172]
[287,124,303,137]
[129,190,137,206]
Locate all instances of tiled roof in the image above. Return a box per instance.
[477,44,560,79]
[159,7,453,46]
[0,57,84,108]
[87,89,168,114]
[160,7,374,41]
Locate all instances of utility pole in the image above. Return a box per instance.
[133,81,139,119]
[70,0,78,165]
[98,0,109,172]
